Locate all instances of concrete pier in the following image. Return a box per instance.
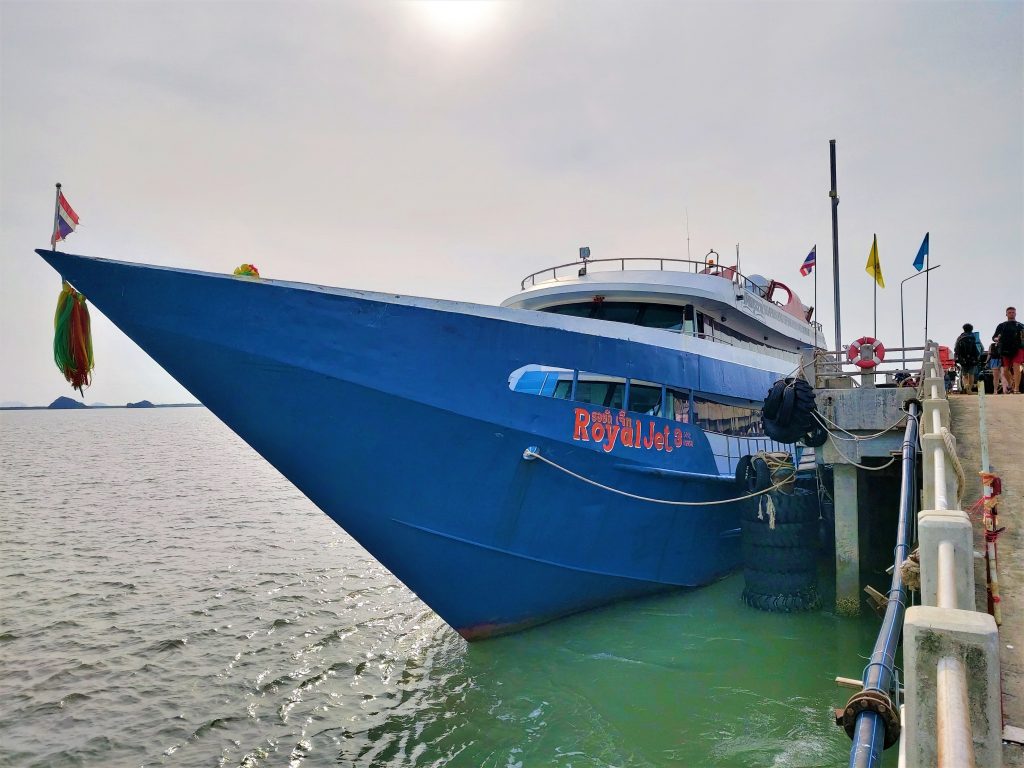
[949,394,1024,768]
[816,385,916,615]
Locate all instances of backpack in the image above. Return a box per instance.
[954,333,979,366]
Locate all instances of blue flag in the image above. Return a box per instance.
[912,232,929,271]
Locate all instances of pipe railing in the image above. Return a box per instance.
[901,342,1000,768]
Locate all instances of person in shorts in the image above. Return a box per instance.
[987,343,1004,394]
[993,306,1024,394]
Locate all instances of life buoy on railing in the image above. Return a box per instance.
[847,337,886,369]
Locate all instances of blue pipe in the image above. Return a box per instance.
[848,402,920,768]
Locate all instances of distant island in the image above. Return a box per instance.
[0,398,204,411]
[49,396,89,410]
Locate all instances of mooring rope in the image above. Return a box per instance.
[522,448,792,506]
[939,426,966,508]
[813,410,908,442]
[822,433,899,471]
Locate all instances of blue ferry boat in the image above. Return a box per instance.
[37,248,823,639]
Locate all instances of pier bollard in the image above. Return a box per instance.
[903,606,1001,768]
[917,511,976,610]
[921,433,958,511]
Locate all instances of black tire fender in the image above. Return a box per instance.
[735,455,753,489]
[777,382,798,427]
[800,420,828,448]
[763,379,787,420]
[741,519,819,548]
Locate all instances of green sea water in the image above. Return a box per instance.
[0,408,882,767]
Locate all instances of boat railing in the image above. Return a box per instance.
[520,256,763,292]
[518,257,824,334]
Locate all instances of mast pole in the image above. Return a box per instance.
[829,140,842,356]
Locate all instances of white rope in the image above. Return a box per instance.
[823,434,898,471]
[522,449,792,506]
[813,409,908,441]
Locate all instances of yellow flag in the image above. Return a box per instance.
[865,234,884,288]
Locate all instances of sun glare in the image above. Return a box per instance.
[409,1,503,43]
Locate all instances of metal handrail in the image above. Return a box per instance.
[520,257,759,291]
[848,400,920,768]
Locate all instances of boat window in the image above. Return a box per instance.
[541,301,686,331]
[511,367,692,420]
[682,305,696,335]
[509,365,568,396]
[556,373,627,408]
[666,389,690,423]
[545,303,594,318]
[598,302,643,325]
[693,396,763,436]
[627,381,662,416]
[638,305,684,331]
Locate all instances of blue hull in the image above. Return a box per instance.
[37,250,791,639]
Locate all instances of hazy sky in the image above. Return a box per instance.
[1,0,1021,406]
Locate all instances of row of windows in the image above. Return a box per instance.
[540,301,765,349]
[511,367,763,436]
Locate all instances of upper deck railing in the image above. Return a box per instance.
[519,256,764,293]
[518,257,824,334]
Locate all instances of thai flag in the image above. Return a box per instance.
[799,246,816,276]
[51,192,80,246]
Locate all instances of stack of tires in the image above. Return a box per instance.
[740,487,821,612]
[762,377,827,447]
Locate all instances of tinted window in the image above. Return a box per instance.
[597,302,642,324]
[628,383,662,415]
[693,396,763,435]
[639,305,684,331]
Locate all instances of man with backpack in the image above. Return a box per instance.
[954,323,981,393]
[993,306,1024,394]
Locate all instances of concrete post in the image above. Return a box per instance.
[922,376,946,400]
[921,433,958,511]
[918,511,976,610]
[833,462,860,616]
[922,399,950,435]
[903,606,1001,768]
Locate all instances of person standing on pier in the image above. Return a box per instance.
[993,306,1024,394]
[954,323,981,393]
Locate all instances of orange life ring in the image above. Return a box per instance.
[847,337,886,369]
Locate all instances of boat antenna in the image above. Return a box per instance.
[735,242,740,277]
[685,209,691,261]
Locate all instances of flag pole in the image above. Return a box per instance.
[51,182,62,252]
[873,234,878,339]
[813,244,818,335]
[924,245,930,344]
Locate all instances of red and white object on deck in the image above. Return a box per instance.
[847,337,886,369]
